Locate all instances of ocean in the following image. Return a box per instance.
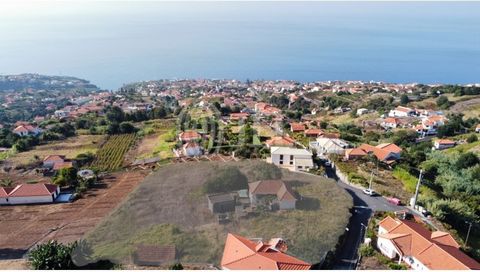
[0,1,479,89]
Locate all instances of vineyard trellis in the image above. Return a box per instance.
[90,134,136,171]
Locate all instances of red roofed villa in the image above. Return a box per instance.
[178,130,201,142]
[1,183,59,205]
[248,180,297,210]
[377,216,480,270]
[221,233,311,270]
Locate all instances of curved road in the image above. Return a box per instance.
[324,166,403,270]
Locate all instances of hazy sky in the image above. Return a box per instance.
[1,1,479,89]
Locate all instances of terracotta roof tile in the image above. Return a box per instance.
[221,233,311,270]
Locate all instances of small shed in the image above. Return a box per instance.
[132,245,177,266]
[207,193,236,214]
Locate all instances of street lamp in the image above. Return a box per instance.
[465,221,473,247]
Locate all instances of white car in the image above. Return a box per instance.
[363,189,377,196]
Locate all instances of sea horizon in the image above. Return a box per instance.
[1,1,479,89]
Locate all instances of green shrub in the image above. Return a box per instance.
[392,167,417,193]
[28,240,76,270]
[466,134,478,143]
[359,244,375,257]
[388,263,407,270]
[202,166,248,194]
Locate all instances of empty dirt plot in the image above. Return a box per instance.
[85,160,353,266]
[0,170,147,260]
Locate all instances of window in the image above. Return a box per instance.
[290,155,294,160]
[280,155,284,160]
[298,166,303,169]
[279,160,283,165]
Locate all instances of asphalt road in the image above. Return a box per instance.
[324,166,403,270]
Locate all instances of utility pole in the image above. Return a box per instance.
[465,221,472,247]
[411,169,423,209]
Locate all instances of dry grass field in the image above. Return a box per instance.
[6,135,105,166]
[85,160,353,266]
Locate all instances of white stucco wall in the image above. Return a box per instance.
[8,195,54,205]
[377,237,398,259]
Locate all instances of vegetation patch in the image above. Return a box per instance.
[85,160,352,265]
[90,134,136,171]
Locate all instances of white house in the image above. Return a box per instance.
[356,108,369,116]
[268,146,313,172]
[182,142,202,157]
[433,139,456,150]
[310,137,349,155]
[388,106,415,118]
[381,117,401,130]
[377,216,480,270]
[248,180,297,210]
[54,110,70,118]
[5,184,59,205]
[476,124,480,133]
[12,125,42,137]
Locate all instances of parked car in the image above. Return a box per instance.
[387,197,402,205]
[362,188,377,196]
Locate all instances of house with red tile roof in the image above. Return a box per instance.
[344,143,402,164]
[249,180,297,210]
[12,124,42,137]
[433,139,456,150]
[381,117,402,129]
[290,122,306,133]
[178,130,201,142]
[229,112,249,121]
[221,233,311,270]
[265,136,296,148]
[304,128,323,138]
[3,183,59,205]
[377,216,480,270]
[43,155,74,171]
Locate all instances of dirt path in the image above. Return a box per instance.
[0,170,147,260]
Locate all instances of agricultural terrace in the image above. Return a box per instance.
[134,119,176,160]
[5,135,105,166]
[90,134,136,171]
[189,107,214,120]
[85,160,352,266]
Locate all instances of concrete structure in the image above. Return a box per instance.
[310,137,350,155]
[207,193,236,214]
[269,147,313,172]
[182,141,202,157]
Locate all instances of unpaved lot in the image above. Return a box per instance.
[0,170,147,262]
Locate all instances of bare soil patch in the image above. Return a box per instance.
[0,170,148,260]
